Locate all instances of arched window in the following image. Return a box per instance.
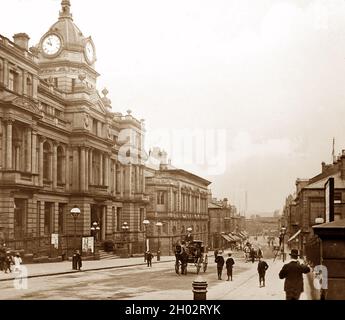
[26,76,33,97]
[196,225,200,233]
[12,126,23,171]
[43,142,52,181]
[57,146,64,184]
[181,226,185,234]
[92,151,101,185]
[172,226,177,235]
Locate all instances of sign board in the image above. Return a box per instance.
[82,237,94,254]
[51,234,59,249]
[325,177,334,223]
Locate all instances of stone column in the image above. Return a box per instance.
[120,165,124,197]
[136,166,140,193]
[100,153,103,186]
[31,130,37,174]
[72,147,79,190]
[104,153,109,187]
[32,75,38,100]
[52,143,57,188]
[25,127,32,172]
[142,167,146,193]
[15,145,20,170]
[89,149,93,185]
[80,147,86,192]
[23,71,28,96]
[65,148,70,191]
[38,137,44,186]
[3,60,8,87]
[6,119,13,169]
[113,160,117,195]
[85,148,89,191]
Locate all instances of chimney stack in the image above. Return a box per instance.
[13,33,30,51]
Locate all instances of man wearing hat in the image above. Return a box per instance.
[279,249,310,300]
[215,252,225,280]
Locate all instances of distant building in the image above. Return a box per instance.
[283,152,345,255]
[145,148,211,255]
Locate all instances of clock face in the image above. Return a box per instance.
[42,34,61,56]
[85,41,95,63]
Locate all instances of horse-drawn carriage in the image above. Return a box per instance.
[244,243,263,262]
[174,240,208,275]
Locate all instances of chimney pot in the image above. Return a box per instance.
[13,33,30,51]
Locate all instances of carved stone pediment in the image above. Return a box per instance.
[12,97,40,115]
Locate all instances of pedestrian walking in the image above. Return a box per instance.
[4,252,13,274]
[279,249,310,300]
[225,253,235,281]
[13,252,22,272]
[215,252,225,280]
[250,248,256,263]
[257,247,263,259]
[146,251,154,267]
[75,250,82,271]
[257,257,269,287]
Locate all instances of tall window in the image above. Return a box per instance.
[43,142,52,181]
[140,208,145,231]
[92,119,97,135]
[116,207,122,231]
[157,191,166,205]
[58,204,65,234]
[8,71,16,91]
[26,76,33,96]
[44,202,53,235]
[57,146,64,184]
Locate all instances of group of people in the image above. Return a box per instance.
[214,248,310,300]
[0,249,23,274]
[214,252,235,281]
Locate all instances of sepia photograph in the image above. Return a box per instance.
[0,0,344,306]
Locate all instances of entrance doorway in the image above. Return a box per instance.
[90,204,106,241]
[14,199,27,239]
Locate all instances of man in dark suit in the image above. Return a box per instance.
[279,249,310,300]
[257,257,269,287]
[215,253,225,280]
[226,253,235,281]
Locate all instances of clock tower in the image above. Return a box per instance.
[36,0,99,94]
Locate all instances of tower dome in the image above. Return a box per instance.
[38,0,96,66]
[37,0,98,92]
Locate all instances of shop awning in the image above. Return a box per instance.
[230,233,241,242]
[287,230,301,242]
[221,234,232,242]
[227,234,236,242]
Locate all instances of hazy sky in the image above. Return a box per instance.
[2,0,345,213]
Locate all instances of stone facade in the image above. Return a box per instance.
[0,1,148,256]
[145,150,211,256]
[282,152,345,255]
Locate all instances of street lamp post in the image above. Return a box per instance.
[90,222,101,259]
[280,227,287,262]
[156,221,163,261]
[122,222,129,257]
[143,219,150,261]
[70,206,81,253]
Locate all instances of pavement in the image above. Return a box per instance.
[0,255,176,282]
[208,256,313,300]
